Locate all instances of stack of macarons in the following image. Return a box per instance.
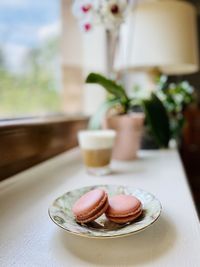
[72,188,143,225]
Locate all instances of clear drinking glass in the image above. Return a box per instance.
[78,130,116,176]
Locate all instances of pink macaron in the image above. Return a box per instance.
[72,188,108,224]
[105,194,142,224]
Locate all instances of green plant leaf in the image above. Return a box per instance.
[86,73,129,103]
[88,99,120,130]
[142,93,171,148]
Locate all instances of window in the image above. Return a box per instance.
[0,0,62,118]
[0,0,107,119]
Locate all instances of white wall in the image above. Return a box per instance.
[82,26,107,115]
[61,0,107,115]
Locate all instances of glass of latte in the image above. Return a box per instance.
[78,130,116,176]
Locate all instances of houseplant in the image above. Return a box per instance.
[155,75,195,144]
[140,75,195,149]
[86,72,171,160]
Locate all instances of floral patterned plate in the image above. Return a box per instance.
[48,185,162,238]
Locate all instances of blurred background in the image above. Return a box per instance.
[0,0,61,118]
[0,0,200,117]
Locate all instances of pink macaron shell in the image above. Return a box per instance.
[72,189,105,215]
[106,194,142,217]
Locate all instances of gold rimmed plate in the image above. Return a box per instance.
[48,185,162,238]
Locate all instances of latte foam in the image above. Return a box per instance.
[78,130,116,150]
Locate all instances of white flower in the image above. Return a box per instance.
[72,0,130,31]
[100,0,129,29]
[79,17,93,32]
[72,0,97,32]
[72,0,93,19]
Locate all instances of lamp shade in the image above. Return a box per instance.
[115,0,199,75]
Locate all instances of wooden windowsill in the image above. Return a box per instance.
[0,115,89,181]
[0,114,87,128]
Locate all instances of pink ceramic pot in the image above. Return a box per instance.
[103,113,145,161]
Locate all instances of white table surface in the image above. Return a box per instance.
[0,148,200,267]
